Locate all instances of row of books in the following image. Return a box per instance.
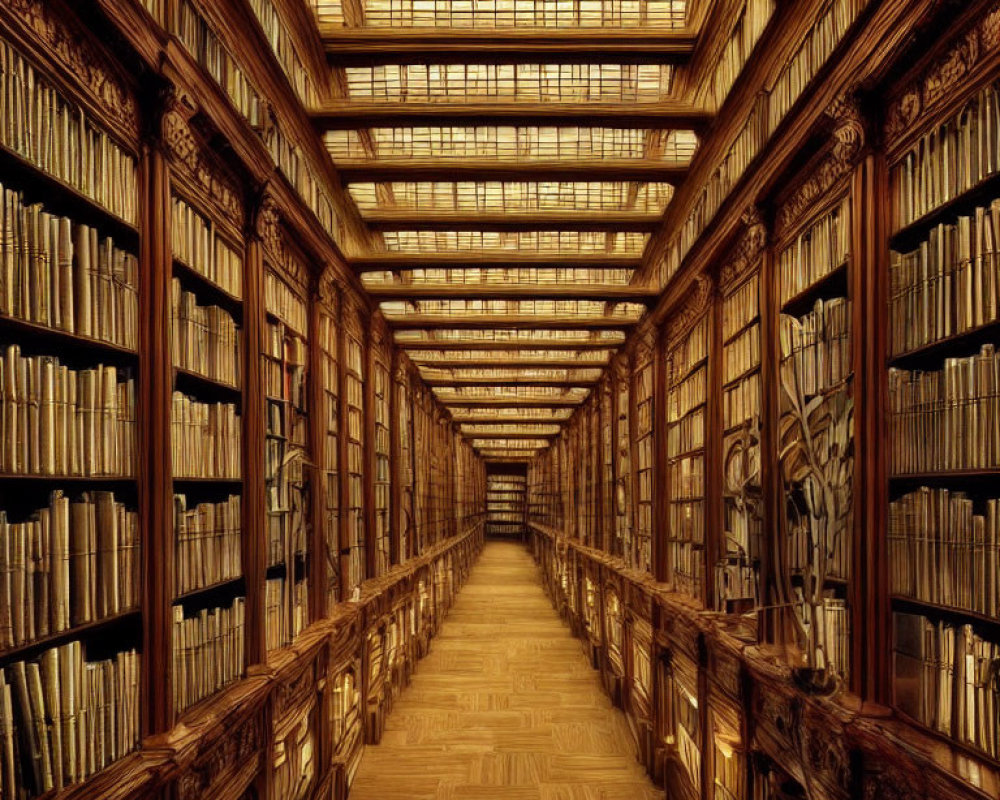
[787,510,851,581]
[894,613,1000,758]
[174,0,264,129]
[265,273,307,337]
[779,298,851,398]
[172,597,245,713]
[170,392,241,479]
[0,348,135,476]
[0,39,138,225]
[248,0,320,107]
[668,453,704,501]
[723,275,759,342]
[0,491,138,651]
[670,317,710,379]
[666,365,706,424]
[723,324,760,384]
[706,0,774,108]
[779,198,850,308]
[669,500,705,542]
[724,371,760,430]
[171,197,243,299]
[892,79,1000,232]
[890,487,1000,616]
[0,189,138,350]
[174,493,242,598]
[0,643,139,798]
[889,205,1000,356]
[797,592,849,678]
[172,279,241,388]
[888,344,1000,474]
[666,406,704,456]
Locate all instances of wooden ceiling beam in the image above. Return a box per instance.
[394,337,620,350]
[440,397,583,407]
[361,211,664,233]
[313,102,713,129]
[367,283,655,301]
[424,377,600,387]
[388,314,638,329]
[459,430,561,439]
[320,26,698,65]
[409,357,612,368]
[451,413,571,423]
[352,253,642,270]
[337,159,688,183]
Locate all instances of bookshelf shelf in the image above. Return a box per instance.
[173,258,244,318]
[0,143,139,245]
[174,366,242,400]
[889,170,1000,253]
[0,314,139,363]
[174,577,246,605]
[892,596,1000,638]
[888,319,1000,370]
[779,260,849,316]
[0,610,141,668]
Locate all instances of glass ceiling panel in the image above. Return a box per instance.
[312,0,687,28]
[349,181,674,213]
[433,386,590,399]
[336,64,674,103]
[394,328,626,343]
[326,128,696,162]
[362,268,634,286]
[420,366,604,381]
[460,423,562,435]
[449,407,574,420]
[381,299,644,318]
[379,230,648,254]
[405,348,614,362]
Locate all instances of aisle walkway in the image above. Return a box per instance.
[349,540,662,800]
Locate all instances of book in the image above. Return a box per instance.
[172,597,245,713]
[174,493,242,597]
[171,278,241,387]
[171,196,243,299]
[170,392,242,479]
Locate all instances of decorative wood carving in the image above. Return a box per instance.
[161,92,245,229]
[720,206,768,289]
[177,713,263,800]
[2,0,139,135]
[666,273,712,351]
[776,95,865,239]
[254,192,283,262]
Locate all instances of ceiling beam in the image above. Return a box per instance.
[367,283,655,301]
[313,102,713,130]
[452,413,571,424]
[336,159,688,183]
[320,27,698,65]
[388,314,638,329]
[439,397,583,407]
[352,253,643,271]
[361,211,664,233]
[460,430,561,439]
[424,377,600,387]
[394,337,621,350]
[409,357,612,368]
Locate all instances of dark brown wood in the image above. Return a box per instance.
[363,212,664,233]
[652,325,668,582]
[391,337,625,350]
[423,377,602,387]
[351,253,643,271]
[461,430,561,440]
[140,144,174,737]
[408,357,614,369]
[321,26,698,65]
[388,315,639,330]
[337,159,688,183]
[389,349,403,566]
[313,102,713,129]
[363,318,378,579]
[308,282,327,620]
[704,282,723,613]
[442,397,585,408]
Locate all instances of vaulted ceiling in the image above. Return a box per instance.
[310,0,713,461]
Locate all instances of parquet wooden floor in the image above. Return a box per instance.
[349,540,663,800]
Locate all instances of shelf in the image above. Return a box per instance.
[174,576,245,606]
[893,708,1000,772]
[0,142,139,247]
[173,477,243,485]
[721,362,760,389]
[891,595,1000,636]
[0,473,135,482]
[0,609,141,667]
[888,318,1000,370]
[670,354,708,386]
[888,469,1000,495]
[780,261,849,317]
[0,314,139,365]
[174,366,242,402]
[890,170,1000,253]
[722,315,759,348]
[173,258,244,318]
[666,444,705,461]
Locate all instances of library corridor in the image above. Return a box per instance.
[350,541,660,800]
[3,0,1000,799]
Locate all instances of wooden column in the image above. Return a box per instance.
[705,286,724,612]
[139,141,175,737]
[389,351,403,566]
[363,317,377,578]
[243,199,268,669]
[337,294,353,593]
[653,324,669,583]
[307,282,327,620]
